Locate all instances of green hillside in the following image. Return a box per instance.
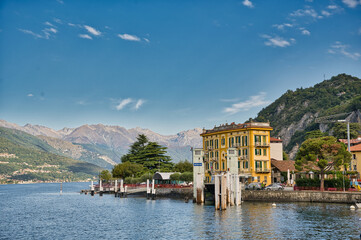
[0,127,103,183]
[255,74,361,156]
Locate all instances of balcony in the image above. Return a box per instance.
[239,155,249,160]
[239,169,251,174]
[254,142,270,147]
[255,168,270,173]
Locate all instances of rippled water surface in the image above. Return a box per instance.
[1,182,361,239]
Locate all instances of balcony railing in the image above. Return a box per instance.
[239,155,249,160]
[255,168,270,173]
[239,169,251,174]
[255,142,270,147]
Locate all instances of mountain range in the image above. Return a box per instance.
[0,119,203,168]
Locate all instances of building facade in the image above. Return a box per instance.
[200,122,273,184]
[270,137,283,160]
[350,143,361,177]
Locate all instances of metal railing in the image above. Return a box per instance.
[255,142,270,147]
[255,168,270,173]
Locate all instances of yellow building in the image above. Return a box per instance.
[350,143,361,177]
[201,121,273,184]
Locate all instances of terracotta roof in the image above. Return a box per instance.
[270,137,282,142]
[271,159,295,172]
[351,143,361,152]
[202,122,272,135]
[338,137,361,145]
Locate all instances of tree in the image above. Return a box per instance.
[170,173,181,181]
[121,134,173,171]
[305,130,326,139]
[112,162,143,179]
[174,160,193,173]
[180,172,193,184]
[331,122,361,139]
[99,170,112,182]
[295,136,351,191]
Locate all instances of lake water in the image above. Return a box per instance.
[1,182,361,240]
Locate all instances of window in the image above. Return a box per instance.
[229,137,234,147]
[263,149,267,156]
[353,154,356,160]
[222,162,225,170]
[257,176,260,182]
[238,150,241,156]
[245,136,248,146]
[221,138,225,146]
[246,161,248,168]
[210,140,213,147]
[195,150,201,155]
[238,161,240,168]
[255,149,261,155]
[215,139,219,149]
[262,135,266,143]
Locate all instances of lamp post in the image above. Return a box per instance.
[338,119,350,192]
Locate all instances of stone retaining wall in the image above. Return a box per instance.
[155,188,193,199]
[242,190,361,204]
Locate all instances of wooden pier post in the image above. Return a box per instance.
[120,179,124,197]
[146,179,150,199]
[235,175,241,206]
[90,181,94,196]
[229,174,235,206]
[221,174,227,210]
[215,175,220,210]
[196,173,204,204]
[151,179,156,200]
[114,179,118,197]
[99,179,103,196]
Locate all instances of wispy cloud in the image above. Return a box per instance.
[242,0,254,8]
[327,5,339,9]
[143,38,150,43]
[223,92,270,115]
[328,41,360,60]
[321,10,331,17]
[84,25,101,36]
[78,34,92,40]
[44,21,55,27]
[116,98,133,110]
[53,18,62,24]
[220,98,240,102]
[56,0,64,4]
[342,0,361,8]
[272,23,293,30]
[135,99,145,110]
[299,27,311,35]
[261,34,294,47]
[18,29,43,38]
[27,93,34,97]
[117,33,141,41]
[290,7,321,19]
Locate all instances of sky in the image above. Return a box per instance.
[0,0,361,135]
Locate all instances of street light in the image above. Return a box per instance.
[338,119,350,192]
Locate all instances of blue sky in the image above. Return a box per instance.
[1,0,361,134]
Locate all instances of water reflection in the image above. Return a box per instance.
[1,183,361,239]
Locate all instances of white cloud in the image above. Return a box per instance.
[56,0,64,4]
[261,35,293,47]
[27,93,34,97]
[300,28,311,35]
[117,33,141,41]
[342,0,361,8]
[84,25,101,36]
[135,99,145,110]
[143,38,150,43]
[290,7,320,18]
[242,0,254,8]
[53,18,62,24]
[327,5,339,9]
[18,29,43,38]
[116,98,133,110]
[44,22,55,27]
[359,27,361,35]
[321,10,331,16]
[328,41,360,60]
[78,34,92,40]
[273,23,293,30]
[223,92,270,115]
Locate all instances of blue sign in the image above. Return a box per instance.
[193,163,202,166]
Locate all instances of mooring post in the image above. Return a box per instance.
[124,186,128,197]
[229,174,235,206]
[226,172,231,205]
[91,181,94,196]
[60,182,63,195]
[196,173,204,204]
[120,179,124,197]
[151,179,156,200]
[114,179,118,197]
[99,179,103,196]
[146,179,150,199]
[235,175,241,206]
[215,175,220,210]
[221,174,227,210]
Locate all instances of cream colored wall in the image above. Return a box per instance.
[270,142,283,160]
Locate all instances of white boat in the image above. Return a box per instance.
[356,202,361,208]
